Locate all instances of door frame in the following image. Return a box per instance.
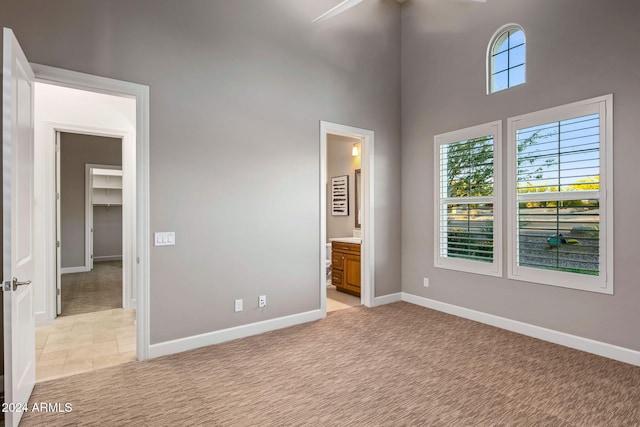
[53,131,131,315]
[85,163,123,270]
[46,124,136,331]
[32,64,151,360]
[319,121,375,312]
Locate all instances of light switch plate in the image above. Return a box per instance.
[154,232,176,246]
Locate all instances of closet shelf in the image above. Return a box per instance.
[92,169,123,206]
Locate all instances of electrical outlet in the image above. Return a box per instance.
[234,299,243,312]
[258,295,266,308]
[423,278,429,288]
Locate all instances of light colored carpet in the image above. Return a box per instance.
[60,261,122,316]
[22,302,640,426]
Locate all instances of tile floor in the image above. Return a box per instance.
[35,308,136,382]
[327,284,361,312]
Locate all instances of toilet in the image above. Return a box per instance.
[326,242,332,285]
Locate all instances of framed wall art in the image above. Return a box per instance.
[331,175,349,216]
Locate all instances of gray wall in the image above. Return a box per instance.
[0,0,402,344]
[402,0,640,351]
[93,206,123,260]
[60,132,122,268]
[327,134,361,241]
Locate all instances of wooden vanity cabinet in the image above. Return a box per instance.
[331,241,361,297]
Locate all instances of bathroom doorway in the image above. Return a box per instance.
[57,138,124,316]
[325,134,362,312]
[320,122,375,314]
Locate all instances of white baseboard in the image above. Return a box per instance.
[401,292,640,367]
[35,312,54,327]
[94,255,122,262]
[374,292,402,306]
[148,309,324,359]
[60,266,88,274]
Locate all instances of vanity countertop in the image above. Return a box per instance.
[329,237,362,245]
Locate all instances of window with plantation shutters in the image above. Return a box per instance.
[507,95,613,294]
[435,121,502,276]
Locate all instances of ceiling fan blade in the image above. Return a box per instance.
[313,0,365,23]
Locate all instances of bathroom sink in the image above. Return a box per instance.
[329,237,362,244]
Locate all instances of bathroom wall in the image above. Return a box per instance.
[60,133,122,268]
[327,134,361,241]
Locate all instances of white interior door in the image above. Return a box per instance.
[3,27,36,427]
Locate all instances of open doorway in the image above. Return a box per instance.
[57,136,124,316]
[320,121,375,314]
[325,134,363,312]
[33,82,140,382]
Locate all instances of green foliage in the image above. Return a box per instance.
[539,265,599,276]
[445,136,494,198]
[518,176,600,196]
[566,175,600,191]
[518,182,560,194]
[444,131,556,199]
[447,226,494,262]
[516,130,557,184]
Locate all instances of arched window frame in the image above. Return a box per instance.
[487,24,526,94]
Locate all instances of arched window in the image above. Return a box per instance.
[488,25,526,94]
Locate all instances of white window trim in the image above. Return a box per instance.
[506,94,614,294]
[486,23,526,95]
[434,121,503,277]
